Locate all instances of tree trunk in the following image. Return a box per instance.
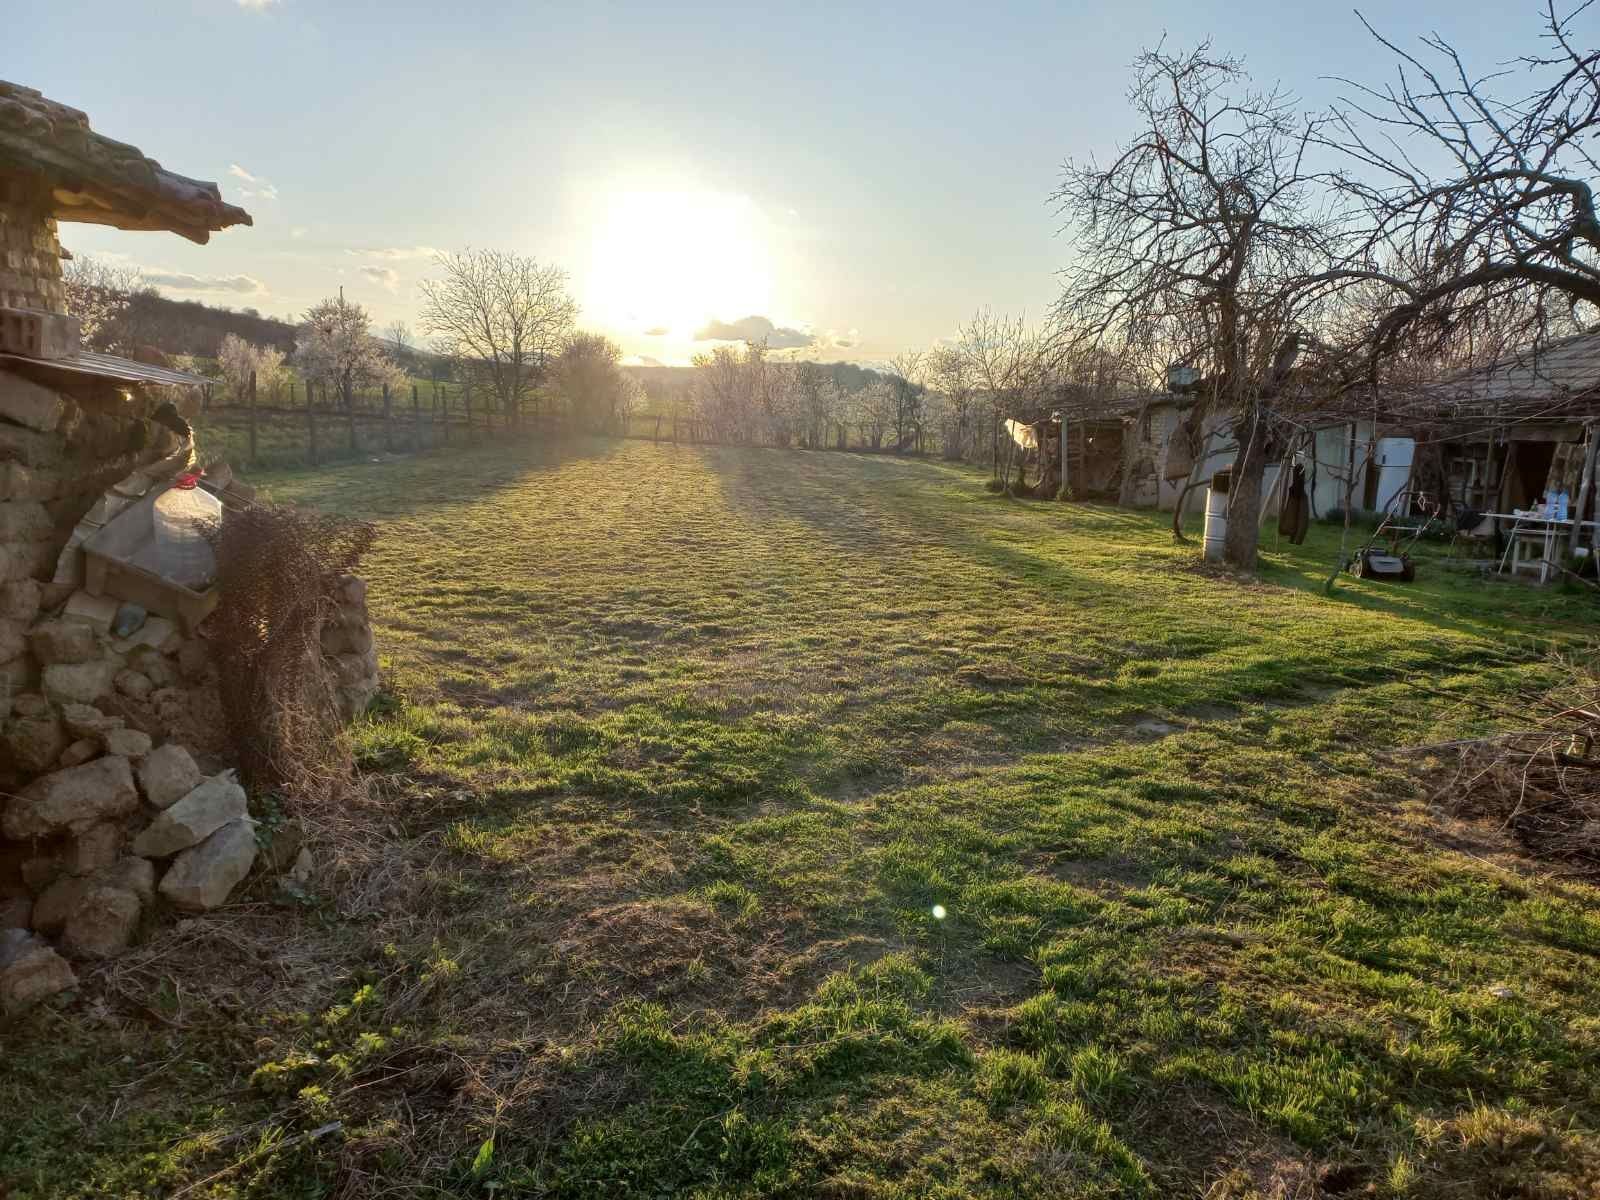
[1222,408,1270,570]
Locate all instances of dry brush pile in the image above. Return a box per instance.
[1407,650,1600,877]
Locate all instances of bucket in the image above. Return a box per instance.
[1203,469,1231,562]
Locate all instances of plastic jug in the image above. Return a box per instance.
[153,473,221,589]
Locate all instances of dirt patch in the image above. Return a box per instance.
[1030,852,1150,898]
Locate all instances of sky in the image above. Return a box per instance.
[9,0,1569,366]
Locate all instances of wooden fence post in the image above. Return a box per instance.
[347,383,358,454]
[441,383,450,446]
[308,387,319,467]
[383,383,393,452]
[247,369,258,466]
[464,381,473,441]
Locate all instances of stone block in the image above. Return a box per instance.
[137,743,201,810]
[30,873,86,933]
[0,617,23,664]
[61,702,122,740]
[57,736,98,768]
[132,771,247,857]
[0,931,76,1012]
[0,462,62,501]
[0,500,52,542]
[102,727,151,759]
[158,818,257,911]
[2,697,65,773]
[0,371,65,433]
[0,421,64,469]
[114,669,153,701]
[0,578,40,622]
[19,853,62,894]
[125,646,175,688]
[0,308,79,360]
[61,590,117,634]
[60,883,140,959]
[42,658,115,705]
[101,856,155,905]
[2,754,138,839]
[65,821,122,875]
[29,618,99,665]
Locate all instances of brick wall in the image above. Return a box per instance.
[0,174,67,316]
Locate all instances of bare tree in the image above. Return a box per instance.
[957,309,1054,476]
[419,250,576,428]
[928,346,977,460]
[386,320,413,362]
[1324,2,1600,367]
[886,350,926,452]
[793,361,835,448]
[854,379,898,450]
[1054,44,1341,568]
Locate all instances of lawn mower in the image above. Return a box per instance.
[1347,491,1438,583]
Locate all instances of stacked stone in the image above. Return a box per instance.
[322,574,380,723]
[0,174,66,314]
[0,596,259,1013]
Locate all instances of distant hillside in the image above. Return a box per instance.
[121,291,298,359]
[119,293,439,375]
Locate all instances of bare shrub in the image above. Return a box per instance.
[1402,649,1600,877]
[205,502,376,800]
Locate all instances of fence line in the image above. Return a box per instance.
[194,388,577,470]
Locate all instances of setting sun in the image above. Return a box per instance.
[581,186,774,341]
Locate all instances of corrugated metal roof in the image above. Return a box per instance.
[0,349,208,388]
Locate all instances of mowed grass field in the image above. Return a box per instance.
[6,438,1600,1198]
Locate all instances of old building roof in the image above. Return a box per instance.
[0,81,252,244]
[1437,331,1600,421]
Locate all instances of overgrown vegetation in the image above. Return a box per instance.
[3,440,1596,1197]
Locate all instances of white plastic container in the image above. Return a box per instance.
[1203,470,1230,562]
[153,473,221,589]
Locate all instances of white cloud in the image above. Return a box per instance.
[694,314,813,350]
[289,226,308,239]
[642,325,669,337]
[235,0,279,9]
[228,162,278,201]
[347,245,442,261]
[143,270,266,295]
[358,265,401,290]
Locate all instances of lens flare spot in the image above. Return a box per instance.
[931,904,947,920]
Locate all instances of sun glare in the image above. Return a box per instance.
[582,187,774,341]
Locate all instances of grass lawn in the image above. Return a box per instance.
[5,438,1599,1198]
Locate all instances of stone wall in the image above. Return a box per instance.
[0,174,67,315]
[0,364,198,699]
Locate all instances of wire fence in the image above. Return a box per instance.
[193,378,578,470]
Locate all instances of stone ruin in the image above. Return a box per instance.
[0,81,378,1013]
